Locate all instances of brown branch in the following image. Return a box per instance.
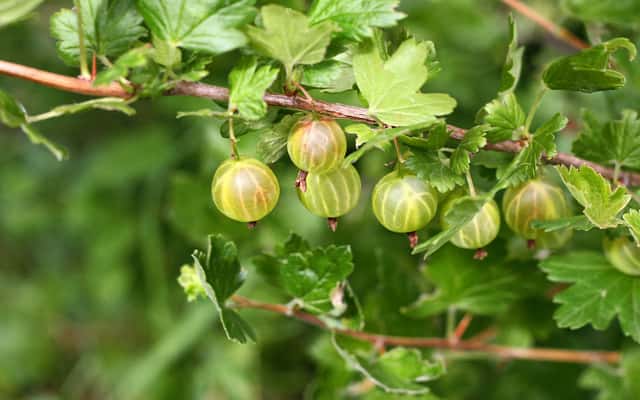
[231,295,620,365]
[501,0,589,50]
[2,59,640,186]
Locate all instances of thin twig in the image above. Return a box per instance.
[501,0,589,50]
[1,60,639,186]
[231,295,620,365]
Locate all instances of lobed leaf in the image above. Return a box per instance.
[228,57,279,120]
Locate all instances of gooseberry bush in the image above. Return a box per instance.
[3,0,640,398]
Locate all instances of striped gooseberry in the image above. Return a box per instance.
[502,179,572,246]
[603,236,640,276]
[288,117,347,174]
[296,164,361,230]
[371,170,438,247]
[211,158,280,224]
[441,196,500,256]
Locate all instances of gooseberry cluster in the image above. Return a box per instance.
[211,116,575,254]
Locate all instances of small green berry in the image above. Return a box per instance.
[297,164,361,219]
[288,117,347,173]
[604,236,640,276]
[441,197,500,250]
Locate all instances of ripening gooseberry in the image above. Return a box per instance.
[371,170,438,234]
[502,179,571,242]
[288,117,347,173]
[603,236,640,276]
[441,196,500,251]
[211,158,280,223]
[297,164,361,228]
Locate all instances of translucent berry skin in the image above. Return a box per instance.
[211,158,280,222]
[371,170,438,233]
[604,236,640,276]
[441,197,500,249]
[287,118,347,173]
[502,179,571,240]
[297,164,361,218]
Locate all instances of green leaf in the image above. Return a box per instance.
[557,165,630,228]
[563,0,640,26]
[450,125,487,174]
[191,234,256,344]
[0,87,26,127]
[51,0,147,66]
[353,38,456,126]
[0,88,67,160]
[280,244,354,314]
[531,215,595,232]
[498,15,524,96]
[33,97,136,120]
[246,4,337,78]
[540,252,640,343]
[412,196,487,256]
[345,123,380,149]
[404,152,463,193]
[332,335,444,396]
[496,113,566,188]
[252,233,311,286]
[543,38,637,93]
[94,45,152,86]
[623,210,640,246]
[308,0,405,41]
[580,351,640,400]
[228,57,279,120]
[572,110,640,170]
[404,244,524,317]
[256,114,301,164]
[301,53,355,93]
[0,0,43,28]
[480,93,525,142]
[136,0,255,55]
[343,121,434,165]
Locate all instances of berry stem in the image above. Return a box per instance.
[393,137,405,163]
[466,170,477,197]
[227,116,240,159]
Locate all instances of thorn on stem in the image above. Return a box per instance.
[295,170,308,192]
[247,221,257,230]
[473,248,488,260]
[407,231,418,248]
[327,217,338,232]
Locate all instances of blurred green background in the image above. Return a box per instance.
[1,1,639,399]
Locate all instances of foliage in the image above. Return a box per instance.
[3,1,640,399]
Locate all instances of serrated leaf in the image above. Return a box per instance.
[256,114,301,164]
[345,123,380,149]
[51,0,146,66]
[563,0,640,26]
[557,165,630,228]
[343,121,434,165]
[412,196,487,256]
[353,38,456,126]
[301,53,355,93]
[308,0,405,41]
[540,252,640,343]
[572,110,640,170]
[246,4,337,78]
[543,38,636,93]
[481,93,525,142]
[623,210,640,246]
[280,244,354,314]
[0,0,43,28]
[404,151,464,193]
[496,113,566,188]
[332,334,444,396]
[450,125,487,174]
[404,244,525,317]
[498,15,524,96]
[228,57,279,120]
[531,215,595,232]
[191,234,255,344]
[34,97,136,119]
[136,0,255,55]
